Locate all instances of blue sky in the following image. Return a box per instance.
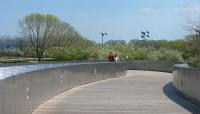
[0,0,200,43]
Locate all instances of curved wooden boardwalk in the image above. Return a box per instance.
[33,70,200,114]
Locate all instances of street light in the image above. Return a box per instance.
[140,31,150,48]
[141,30,150,40]
[100,32,107,46]
[195,29,200,37]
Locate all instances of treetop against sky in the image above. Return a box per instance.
[0,0,200,42]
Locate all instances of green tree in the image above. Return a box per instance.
[186,18,200,62]
[19,13,60,62]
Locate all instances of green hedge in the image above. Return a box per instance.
[187,56,200,68]
[49,48,90,61]
[154,49,183,62]
[46,46,184,63]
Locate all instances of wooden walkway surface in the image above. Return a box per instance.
[33,70,200,114]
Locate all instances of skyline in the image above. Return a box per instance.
[0,0,200,43]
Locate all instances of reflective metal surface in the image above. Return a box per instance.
[0,62,125,114]
[125,60,176,73]
[15,73,32,114]
[173,64,200,107]
[2,77,15,114]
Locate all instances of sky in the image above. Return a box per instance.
[0,0,200,43]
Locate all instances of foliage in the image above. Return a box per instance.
[19,14,60,61]
[105,40,126,46]
[87,44,152,61]
[48,48,90,61]
[153,49,183,62]
[187,56,200,68]
[0,49,23,58]
[0,59,29,64]
[88,45,115,61]
[124,47,152,60]
[18,13,86,62]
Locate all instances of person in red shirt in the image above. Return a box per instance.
[108,52,114,62]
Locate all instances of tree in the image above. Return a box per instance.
[19,13,60,62]
[52,21,71,48]
[186,18,200,61]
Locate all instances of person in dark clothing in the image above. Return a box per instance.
[108,52,114,62]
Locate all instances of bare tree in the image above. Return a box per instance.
[51,22,85,49]
[52,21,72,49]
[19,13,60,62]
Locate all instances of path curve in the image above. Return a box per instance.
[33,70,200,114]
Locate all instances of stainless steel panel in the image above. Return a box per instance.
[31,70,52,111]
[15,73,32,114]
[126,60,175,72]
[2,77,15,114]
[62,64,94,90]
[0,62,126,114]
[96,63,121,79]
[173,64,200,106]
[0,80,4,114]
[49,68,63,96]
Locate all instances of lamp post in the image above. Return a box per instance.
[100,33,107,46]
[195,29,200,37]
[141,31,150,48]
[141,30,150,40]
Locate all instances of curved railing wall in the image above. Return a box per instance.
[0,60,185,114]
[0,62,126,114]
[173,64,200,106]
[125,60,175,72]
[127,61,200,107]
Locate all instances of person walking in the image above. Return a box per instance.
[114,54,119,62]
[108,52,114,62]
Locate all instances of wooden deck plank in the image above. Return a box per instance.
[32,70,200,114]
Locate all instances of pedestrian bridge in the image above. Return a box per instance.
[0,61,200,114]
[32,70,200,114]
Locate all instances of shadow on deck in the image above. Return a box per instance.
[163,82,200,114]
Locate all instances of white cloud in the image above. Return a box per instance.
[139,8,171,14]
[182,3,200,12]
[139,2,200,14]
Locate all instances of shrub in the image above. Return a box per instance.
[122,47,153,60]
[0,49,23,58]
[46,45,184,62]
[187,56,200,68]
[50,48,90,61]
[155,49,183,62]
[88,46,115,61]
